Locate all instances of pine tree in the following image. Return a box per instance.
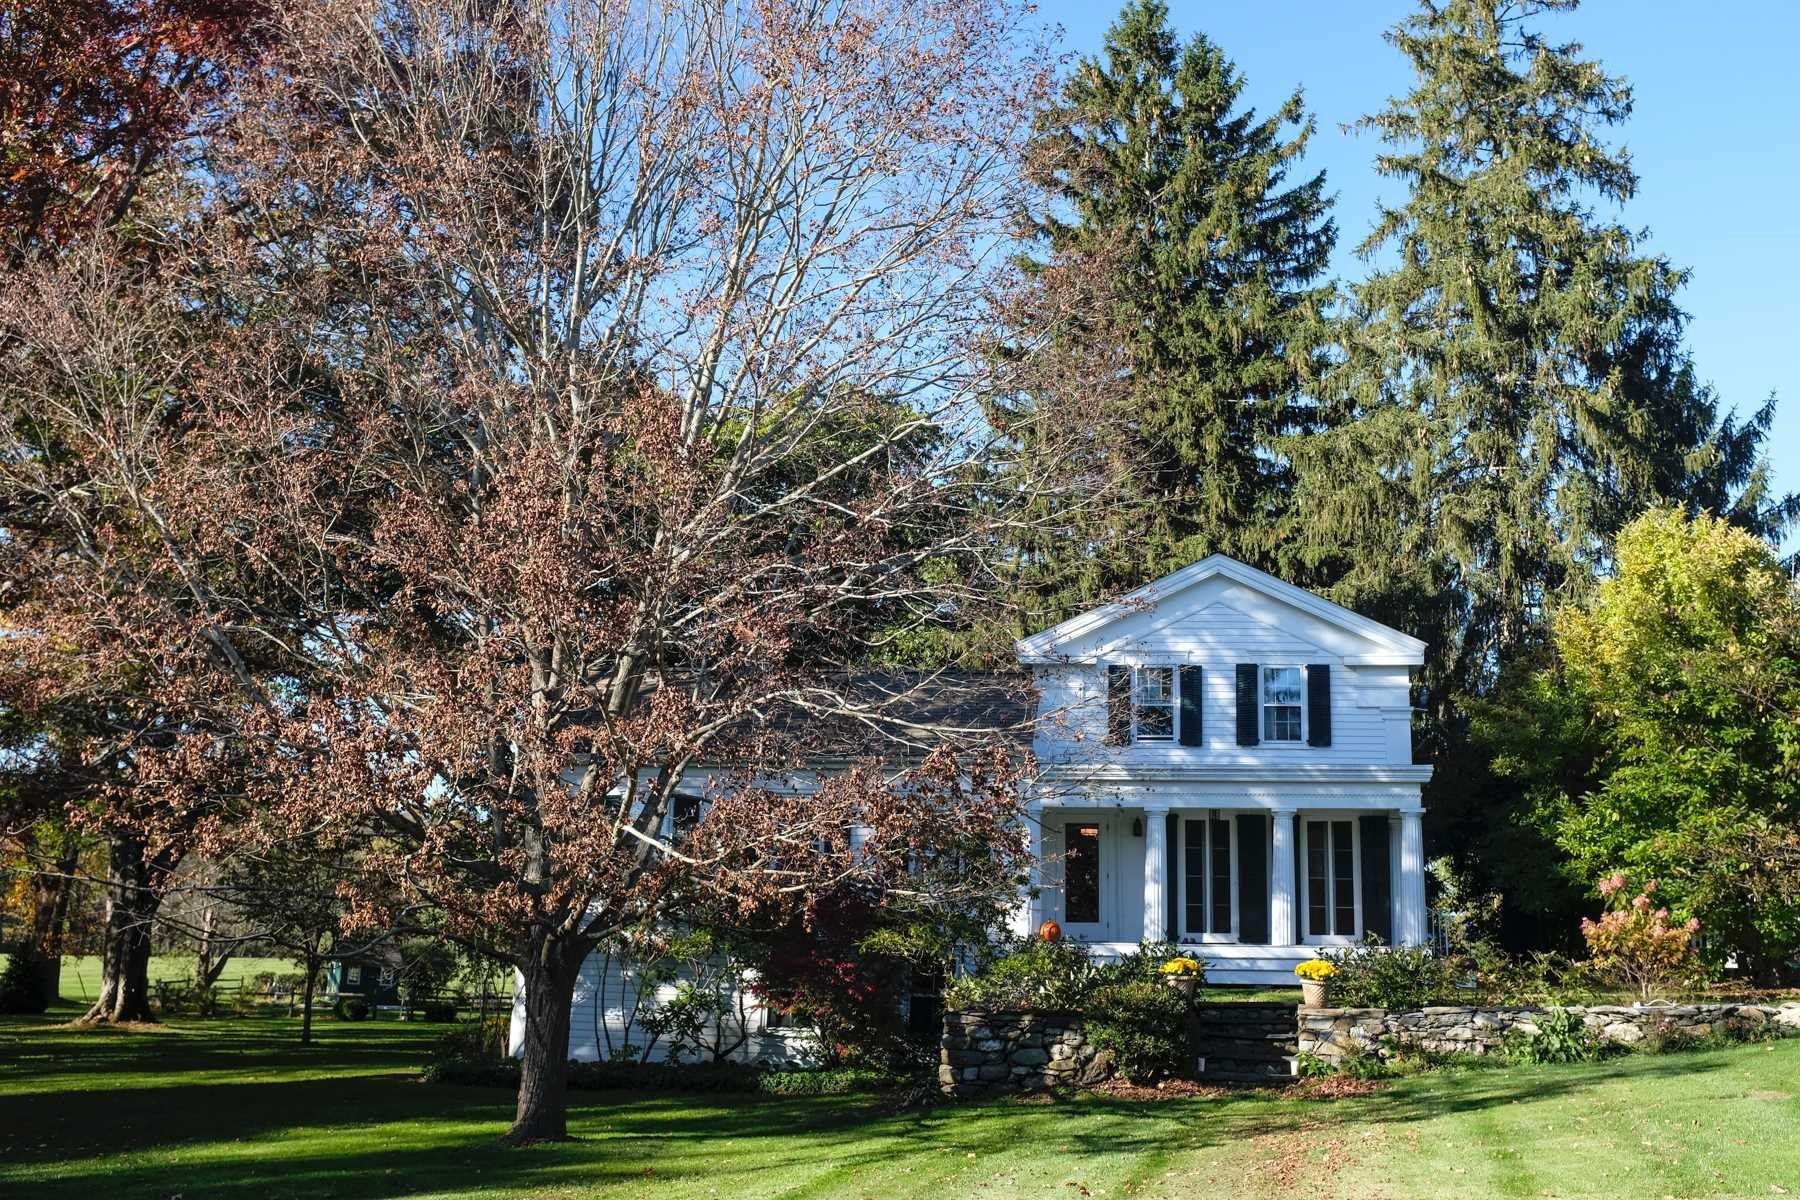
[1287,0,1795,946]
[1005,0,1337,633]
[1289,0,1792,699]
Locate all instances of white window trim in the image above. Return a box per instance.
[1261,665,1307,745]
[1299,814,1362,945]
[346,965,362,985]
[1131,664,1179,744]
[1180,812,1238,943]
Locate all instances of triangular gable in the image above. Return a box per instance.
[1014,554,1426,665]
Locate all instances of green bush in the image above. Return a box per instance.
[1324,938,1456,1009]
[1505,1008,1610,1064]
[334,996,371,1021]
[753,1066,901,1095]
[1332,1041,1393,1080]
[942,937,1094,1012]
[0,949,49,1015]
[1084,978,1191,1082]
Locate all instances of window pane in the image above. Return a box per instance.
[1137,703,1173,739]
[1209,817,1232,934]
[1265,705,1302,742]
[1183,821,1206,933]
[1137,667,1173,702]
[1332,820,1356,935]
[1305,821,1328,936]
[1263,666,1302,705]
[1065,823,1101,924]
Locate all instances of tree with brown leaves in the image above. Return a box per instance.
[4,0,1119,1142]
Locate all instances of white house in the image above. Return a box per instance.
[514,553,1430,1060]
[1015,553,1431,984]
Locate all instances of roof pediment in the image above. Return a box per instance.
[1014,554,1426,666]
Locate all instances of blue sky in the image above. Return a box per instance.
[1028,0,1800,514]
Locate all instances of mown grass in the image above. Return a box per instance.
[1,1002,1797,1199]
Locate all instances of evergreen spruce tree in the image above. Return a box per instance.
[1005,0,1337,634]
[1288,0,1794,944]
[1291,0,1791,699]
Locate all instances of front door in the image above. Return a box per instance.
[1058,817,1111,940]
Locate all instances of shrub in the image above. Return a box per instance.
[1323,938,1455,1009]
[942,937,1094,1012]
[418,1001,458,1023]
[0,949,49,1015]
[1084,978,1191,1082]
[1505,1008,1610,1065]
[335,996,371,1020]
[1094,940,1189,986]
[1292,1051,1334,1079]
[1580,875,1704,1003]
[1332,1041,1392,1080]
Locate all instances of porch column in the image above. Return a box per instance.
[1396,807,1427,946]
[1269,807,1297,946]
[1142,804,1170,943]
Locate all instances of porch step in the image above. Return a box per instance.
[1190,1002,1299,1084]
[1192,1037,1294,1063]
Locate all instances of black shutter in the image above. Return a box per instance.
[1105,665,1131,746]
[1234,663,1259,746]
[1236,813,1269,944]
[1178,665,1203,746]
[1165,812,1179,941]
[1359,814,1393,944]
[1306,664,1332,747]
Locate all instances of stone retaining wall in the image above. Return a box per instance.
[1299,1002,1800,1062]
[938,1010,1112,1097]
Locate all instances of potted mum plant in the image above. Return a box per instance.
[1159,955,1203,997]
[1294,959,1336,1008]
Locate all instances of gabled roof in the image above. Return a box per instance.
[1014,554,1426,665]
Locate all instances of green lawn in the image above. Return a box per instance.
[2,1006,1797,1199]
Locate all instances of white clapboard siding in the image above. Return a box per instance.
[508,949,818,1065]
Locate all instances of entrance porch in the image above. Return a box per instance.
[1020,801,1427,985]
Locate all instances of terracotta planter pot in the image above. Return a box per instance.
[1300,979,1330,1008]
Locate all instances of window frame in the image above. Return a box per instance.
[1131,664,1179,744]
[345,965,362,986]
[1299,815,1362,944]
[1180,813,1238,942]
[1260,665,1306,745]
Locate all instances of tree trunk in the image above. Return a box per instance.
[195,904,233,989]
[25,832,79,1005]
[300,946,318,1046]
[506,936,585,1145]
[80,833,160,1024]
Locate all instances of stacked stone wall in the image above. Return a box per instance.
[1298,1002,1800,1062]
[938,1010,1112,1097]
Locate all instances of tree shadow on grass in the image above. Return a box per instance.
[0,1019,1781,1200]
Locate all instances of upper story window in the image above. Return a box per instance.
[1133,666,1176,742]
[1262,666,1304,742]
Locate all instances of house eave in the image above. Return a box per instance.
[1033,762,1434,787]
[1014,554,1428,663]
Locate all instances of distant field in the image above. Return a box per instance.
[0,955,303,1004]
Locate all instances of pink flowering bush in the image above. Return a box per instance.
[1580,875,1704,1003]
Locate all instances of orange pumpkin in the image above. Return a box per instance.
[1037,920,1062,942]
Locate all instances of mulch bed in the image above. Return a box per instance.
[1291,1075,1387,1100]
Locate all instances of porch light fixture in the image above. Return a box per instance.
[1131,817,1143,837]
